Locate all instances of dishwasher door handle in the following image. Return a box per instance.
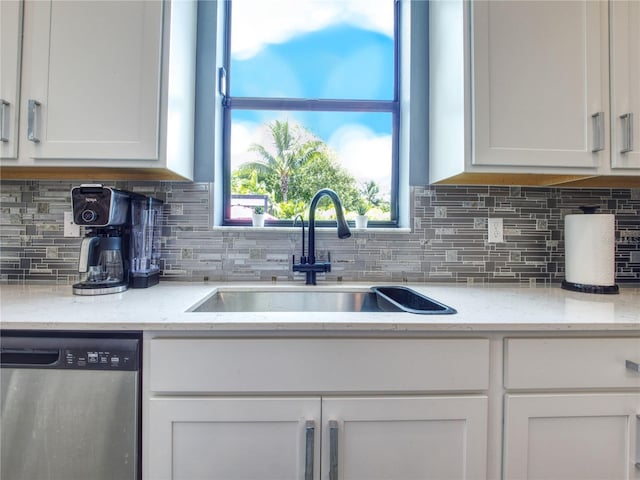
[1,348,60,366]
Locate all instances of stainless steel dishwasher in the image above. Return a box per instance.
[0,331,141,480]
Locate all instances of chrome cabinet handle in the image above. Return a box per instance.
[620,113,634,154]
[0,99,8,142]
[626,360,640,373]
[304,420,315,480]
[27,99,41,143]
[329,420,339,480]
[591,112,604,152]
[636,415,640,470]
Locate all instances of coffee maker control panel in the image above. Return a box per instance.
[80,209,99,223]
[71,184,130,227]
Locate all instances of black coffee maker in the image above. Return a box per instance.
[71,184,131,295]
[71,184,163,295]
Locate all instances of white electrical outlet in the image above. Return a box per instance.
[488,218,504,243]
[64,211,81,237]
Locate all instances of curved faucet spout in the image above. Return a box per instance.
[292,188,351,284]
[308,188,351,264]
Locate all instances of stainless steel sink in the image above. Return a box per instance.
[188,286,456,314]
[189,289,380,313]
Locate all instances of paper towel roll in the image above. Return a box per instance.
[564,213,615,288]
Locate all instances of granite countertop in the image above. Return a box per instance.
[1,282,639,332]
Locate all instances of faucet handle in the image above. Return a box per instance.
[292,254,308,265]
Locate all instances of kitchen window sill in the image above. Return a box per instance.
[211,226,412,234]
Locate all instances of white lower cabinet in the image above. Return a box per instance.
[145,334,640,479]
[504,393,639,480]
[148,397,321,480]
[144,337,490,480]
[147,395,487,480]
[321,396,487,480]
[503,337,640,480]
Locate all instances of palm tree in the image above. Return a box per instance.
[245,120,322,202]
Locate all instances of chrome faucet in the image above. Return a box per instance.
[292,188,351,285]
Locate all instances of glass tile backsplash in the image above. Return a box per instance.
[1,181,638,285]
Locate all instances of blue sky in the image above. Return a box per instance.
[231,25,393,100]
[229,0,394,194]
[232,25,393,140]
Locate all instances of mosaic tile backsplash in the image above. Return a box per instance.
[1,181,639,285]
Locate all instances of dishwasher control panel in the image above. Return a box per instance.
[0,334,140,371]
[64,347,137,370]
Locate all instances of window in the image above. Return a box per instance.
[221,0,400,226]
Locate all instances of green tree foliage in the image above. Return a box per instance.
[290,150,360,211]
[233,120,362,219]
[231,168,269,196]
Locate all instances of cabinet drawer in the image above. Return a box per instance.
[148,338,490,393]
[505,338,640,390]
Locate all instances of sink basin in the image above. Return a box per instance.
[188,286,456,314]
[371,286,457,314]
[189,289,380,313]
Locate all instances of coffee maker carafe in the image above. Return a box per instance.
[71,184,132,295]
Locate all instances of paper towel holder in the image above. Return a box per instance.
[579,205,599,214]
[561,205,619,294]
[561,280,619,294]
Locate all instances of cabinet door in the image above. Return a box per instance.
[473,1,608,169]
[504,393,640,480]
[146,397,320,480]
[19,0,161,161]
[322,396,488,480]
[0,0,22,159]
[610,0,640,169]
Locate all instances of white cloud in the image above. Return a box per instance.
[232,0,393,60]
[230,121,261,169]
[328,124,392,194]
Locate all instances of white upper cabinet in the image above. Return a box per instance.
[0,0,23,159]
[1,0,197,180]
[610,0,640,170]
[19,1,161,161]
[473,1,608,170]
[429,0,640,186]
